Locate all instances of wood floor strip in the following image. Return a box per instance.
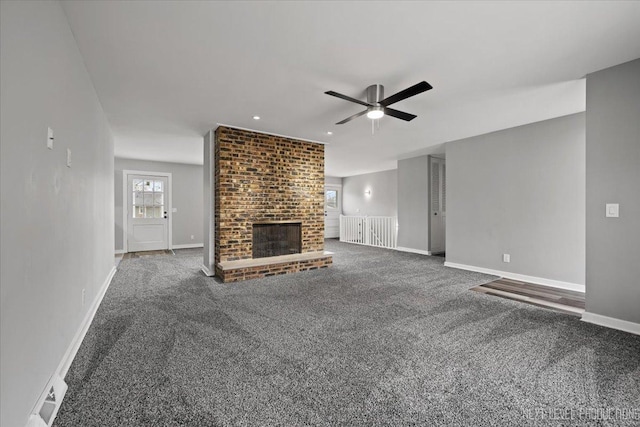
[496,279,585,299]
[482,283,585,308]
[484,282,564,301]
[473,277,585,316]
[494,280,584,299]
[472,287,582,316]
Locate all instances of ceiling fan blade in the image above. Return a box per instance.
[325,90,371,107]
[383,107,417,121]
[379,81,433,107]
[336,109,368,125]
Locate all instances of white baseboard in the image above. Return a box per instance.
[201,264,215,277]
[396,246,432,256]
[443,261,585,293]
[59,266,117,378]
[27,266,117,427]
[173,243,204,249]
[581,312,640,336]
[116,243,203,254]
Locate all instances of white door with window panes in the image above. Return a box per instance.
[324,185,341,238]
[127,174,169,252]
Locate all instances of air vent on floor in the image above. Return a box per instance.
[26,414,47,427]
[26,374,67,427]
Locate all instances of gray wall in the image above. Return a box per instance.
[325,175,343,186]
[115,158,203,250]
[342,169,397,217]
[446,113,586,285]
[0,2,115,426]
[203,130,215,274]
[397,155,430,251]
[586,59,640,323]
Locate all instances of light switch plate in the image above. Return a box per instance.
[66,148,72,168]
[606,203,619,218]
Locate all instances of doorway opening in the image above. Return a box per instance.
[429,156,446,256]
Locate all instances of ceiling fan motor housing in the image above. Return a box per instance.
[366,84,384,105]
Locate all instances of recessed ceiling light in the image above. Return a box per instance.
[253,116,260,120]
[327,131,333,135]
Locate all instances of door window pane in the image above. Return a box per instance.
[133,206,145,218]
[326,190,338,209]
[132,177,166,218]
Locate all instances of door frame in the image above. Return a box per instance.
[122,170,173,253]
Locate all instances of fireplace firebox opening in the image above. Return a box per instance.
[252,222,302,259]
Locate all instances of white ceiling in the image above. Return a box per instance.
[61,1,640,177]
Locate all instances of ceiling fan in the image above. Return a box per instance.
[325,81,433,125]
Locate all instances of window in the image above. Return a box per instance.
[325,190,338,209]
[132,179,164,218]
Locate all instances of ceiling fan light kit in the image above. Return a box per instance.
[325,81,433,126]
[366,106,384,120]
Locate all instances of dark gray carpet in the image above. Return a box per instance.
[55,241,640,426]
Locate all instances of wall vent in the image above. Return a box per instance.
[26,374,67,427]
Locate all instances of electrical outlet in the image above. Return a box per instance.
[66,148,72,167]
[47,127,54,150]
[606,203,619,218]
[81,288,86,307]
[503,254,510,263]
[190,235,194,240]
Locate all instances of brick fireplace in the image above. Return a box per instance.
[208,126,332,282]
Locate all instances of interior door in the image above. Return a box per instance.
[430,157,446,254]
[127,174,169,252]
[324,185,341,239]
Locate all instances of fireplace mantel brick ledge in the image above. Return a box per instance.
[218,251,334,271]
[216,251,333,283]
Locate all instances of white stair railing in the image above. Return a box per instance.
[339,215,397,249]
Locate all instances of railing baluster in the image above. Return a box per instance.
[336,216,397,249]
